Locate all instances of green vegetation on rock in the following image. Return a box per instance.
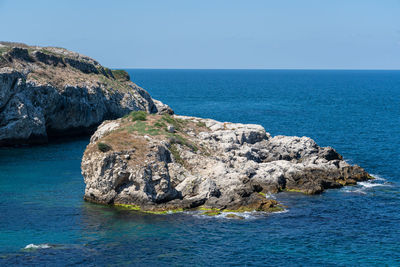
[170,144,185,165]
[203,210,221,216]
[111,69,130,81]
[196,121,207,128]
[283,188,304,193]
[126,121,161,136]
[98,75,128,92]
[121,113,199,154]
[154,120,167,129]
[97,142,112,152]
[114,203,183,214]
[0,46,11,54]
[225,213,245,219]
[168,133,198,152]
[267,206,285,212]
[161,114,187,131]
[115,204,140,210]
[130,111,148,122]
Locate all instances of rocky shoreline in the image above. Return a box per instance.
[1,41,373,216]
[81,112,373,215]
[0,42,171,146]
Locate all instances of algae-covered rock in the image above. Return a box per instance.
[225,214,245,220]
[81,112,372,213]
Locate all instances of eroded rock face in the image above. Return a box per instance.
[81,114,372,212]
[0,42,172,146]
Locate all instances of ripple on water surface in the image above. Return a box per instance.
[1,70,400,265]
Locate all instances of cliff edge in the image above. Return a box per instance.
[0,41,172,146]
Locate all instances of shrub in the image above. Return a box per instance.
[111,69,130,81]
[161,114,186,131]
[97,142,112,152]
[130,111,147,122]
[154,120,167,129]
[169,134,198,152]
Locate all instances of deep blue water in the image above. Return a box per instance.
[1,70,399,266]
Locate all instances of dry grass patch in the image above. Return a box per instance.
[85,112,212,168]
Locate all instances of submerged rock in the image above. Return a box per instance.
[81,112,372,213]
[0,41,171,146]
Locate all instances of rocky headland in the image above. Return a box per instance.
[0,42,171,146]
[81,112,373,215]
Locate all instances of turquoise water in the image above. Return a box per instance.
[0,70,399,266]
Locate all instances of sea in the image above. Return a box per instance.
[0,70,399,266]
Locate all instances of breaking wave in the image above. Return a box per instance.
[341,174,392,195]
[23,244,52,250]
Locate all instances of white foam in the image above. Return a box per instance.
[341,187,367,195]
[191,211,257,220]
[358,181,386,188]
[265,193,277,200]
[370,174,386,181]
[216,212,255,220]
[271,209,289,214]
[24,244,51,250]
[340,174,392,195]
[358,174,392,189]
[191,208,289,220]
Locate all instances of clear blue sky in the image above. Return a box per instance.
[1,0,399,69]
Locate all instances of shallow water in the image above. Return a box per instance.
[0,70,399,266]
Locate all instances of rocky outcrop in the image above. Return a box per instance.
[0,42,171,146]
[81,112,372,213]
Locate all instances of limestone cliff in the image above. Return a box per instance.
[81,112,372,214]
[0,41,172,146]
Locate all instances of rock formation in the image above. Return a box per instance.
[81,112,372,214]
[0,42,172,146]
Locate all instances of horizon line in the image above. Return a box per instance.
[115,67,400,71]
